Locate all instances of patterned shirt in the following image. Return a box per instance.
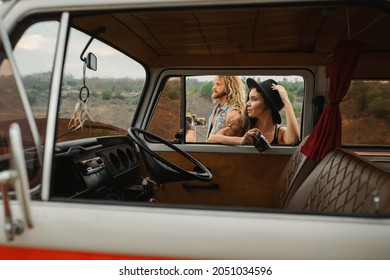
[206,103,236,139]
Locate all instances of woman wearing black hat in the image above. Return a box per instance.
[207,78,300,146]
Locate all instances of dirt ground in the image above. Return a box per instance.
[28,91,390,145]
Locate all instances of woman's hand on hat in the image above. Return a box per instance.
[271,83,289,104]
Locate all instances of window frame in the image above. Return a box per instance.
[143,68,315,155]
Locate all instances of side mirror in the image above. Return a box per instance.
[86,52,97,71]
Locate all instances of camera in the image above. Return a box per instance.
[253,133,271,152]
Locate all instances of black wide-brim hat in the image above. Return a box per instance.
[246,78,284,124]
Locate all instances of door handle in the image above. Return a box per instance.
[182,182,219,190]
[0,180,25,241]
[1,123,35,241]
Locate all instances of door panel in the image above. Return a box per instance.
[154,151,290,208]
[2,201,389,259]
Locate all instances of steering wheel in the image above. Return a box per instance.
[128,127,212,183]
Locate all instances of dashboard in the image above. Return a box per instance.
[51,136,145,201]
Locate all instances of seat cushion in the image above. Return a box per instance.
[285,149,390,214]
[275,136,317,207]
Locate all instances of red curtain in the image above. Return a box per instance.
[301,40,364,162]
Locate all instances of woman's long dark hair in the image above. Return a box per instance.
[242,87,275,131]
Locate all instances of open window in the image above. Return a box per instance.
[148,77,181,141]
[1,24,42,194]
[341,79,390,146]
[147,73,307,145]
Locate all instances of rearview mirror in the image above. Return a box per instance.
[86,52,97,71]
[79,27,105,70]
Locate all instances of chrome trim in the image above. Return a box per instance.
[9,123,33,229]
[41,12,69,201]
[149,143,296,155]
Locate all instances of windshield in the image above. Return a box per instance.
[58,27,145,141]
[14,21,146,143]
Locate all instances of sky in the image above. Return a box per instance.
[13,21,146,79]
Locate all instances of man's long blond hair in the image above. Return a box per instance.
[217,75,245,113]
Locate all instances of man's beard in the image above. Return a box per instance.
[211,91,226,99]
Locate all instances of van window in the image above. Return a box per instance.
[148,74,304,144]
[341,80,390,146]
[1,44,41,189]
[186,75,304,143]
[148,77,181,141]
[14,21,60,138]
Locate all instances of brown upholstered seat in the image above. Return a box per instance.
[274,136,317,207]
[284,148,390,214]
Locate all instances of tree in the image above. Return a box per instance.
[164,78,180,100]
[101,89,113,100]
[200,81,213,98]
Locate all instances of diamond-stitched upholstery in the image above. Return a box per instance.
[285,149,390,214]
[275,136,317,207]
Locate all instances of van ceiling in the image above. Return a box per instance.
[72,4,390,77]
